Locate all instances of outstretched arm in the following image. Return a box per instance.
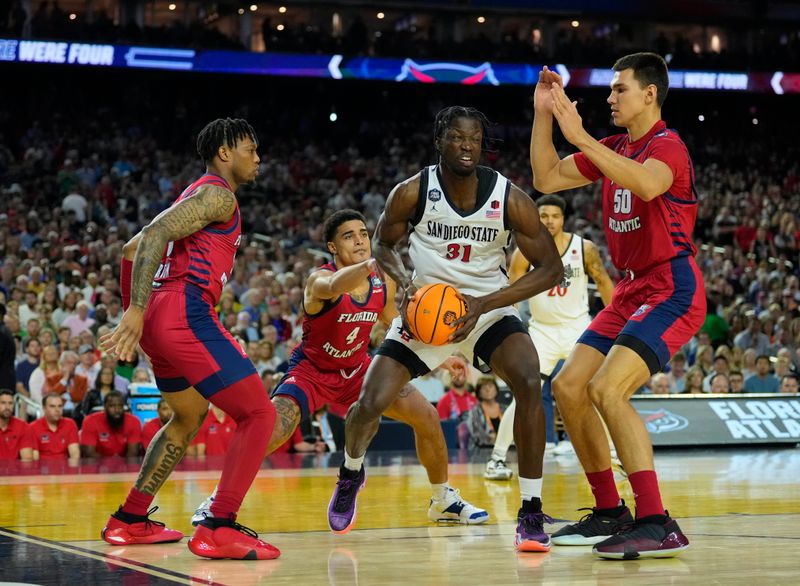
[305,259,380,315]
[583,239,614,306]
[102,184,236,361]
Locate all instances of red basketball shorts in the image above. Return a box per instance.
[272,346,370,419]
[140,284,258,397]
[578,256,706,373]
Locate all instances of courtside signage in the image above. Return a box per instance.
[632,396,800,446]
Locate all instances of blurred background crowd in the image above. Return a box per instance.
[1,0,798,460]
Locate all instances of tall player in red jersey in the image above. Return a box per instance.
[190,209,487,531]
[100,118,280,560]
[531,53,704,559]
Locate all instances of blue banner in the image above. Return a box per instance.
[1,38,796,94]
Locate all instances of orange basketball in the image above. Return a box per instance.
[406,283,467,345]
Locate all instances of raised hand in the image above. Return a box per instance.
[550,82,587,146]
[533,66,564,113]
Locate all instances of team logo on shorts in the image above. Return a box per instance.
[443,311,457,325]
[638,409,689,434]
[632,303,652,318]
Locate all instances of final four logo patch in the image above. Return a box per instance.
[428,188,442,202]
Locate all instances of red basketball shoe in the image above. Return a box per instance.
[188,516,280,560]
[101,506,184,545]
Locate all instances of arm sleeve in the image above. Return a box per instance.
[120,258,133,310]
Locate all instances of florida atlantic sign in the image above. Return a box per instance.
[632,395,800,446]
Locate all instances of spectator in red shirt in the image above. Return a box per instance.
[80,390,141,457]
[436,357,478,421]
[191,405,237,456]
[0,389,34,460]
[141,399,174,450]
[30,393,80,460]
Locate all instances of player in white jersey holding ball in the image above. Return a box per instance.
[327,106,564,552]
[485,194,614,480]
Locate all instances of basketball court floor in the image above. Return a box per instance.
[1,447,798,585]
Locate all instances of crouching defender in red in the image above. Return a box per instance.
[101,118,279,560]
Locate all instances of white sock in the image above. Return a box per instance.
[491,399,515,461]
[519,476,543,502]
[344,449,365,472]
[431,482,450,501]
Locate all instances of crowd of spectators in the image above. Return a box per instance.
[0,0,244,49]
[0,68,798,460]
[2,1,799,69]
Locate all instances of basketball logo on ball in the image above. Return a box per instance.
[406,283,466,345]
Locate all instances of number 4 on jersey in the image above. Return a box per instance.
[345,326,360,345]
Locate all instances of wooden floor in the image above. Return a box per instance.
[1,448,799,585]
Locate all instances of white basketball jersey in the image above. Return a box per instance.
[528,234,590,326]
[409,165,512,297]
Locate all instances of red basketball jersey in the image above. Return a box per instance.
[574,120,698,274]
[152,174,241,304]
[297,262,386,371]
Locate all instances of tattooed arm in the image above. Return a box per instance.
[101,185,236,361]
[583,238,614,306]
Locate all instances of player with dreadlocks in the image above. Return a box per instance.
[327,106,564,551]
[100,118,281,560]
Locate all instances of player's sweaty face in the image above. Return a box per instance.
[607,68,647,127]
[438,117,482,177]
[538,205,564,237]
[232,137,260,184]
[333,220,371,264]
